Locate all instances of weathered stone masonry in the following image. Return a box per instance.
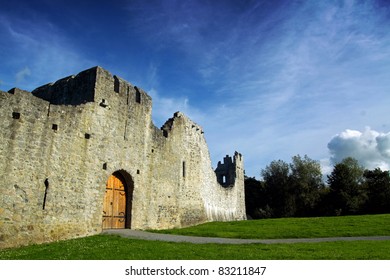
[0,66,246,249]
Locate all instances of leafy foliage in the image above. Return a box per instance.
[327,157,367,215]
[290,155,324,216]
[261,159,293,217]
[246,155,390,218]
[255,155,324,218]
[364,168,390,214]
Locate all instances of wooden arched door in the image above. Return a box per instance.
[102,173,127,229]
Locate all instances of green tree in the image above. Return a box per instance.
[261,160,294,217]
[364,168,390,214]
[316,186,333,216]
[289,155,324,216]
[327,157,367,215]
[244,177,269,218]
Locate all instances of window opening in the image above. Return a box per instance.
[135,87,141,103]
[43,178,49,210]
[12,112,20,119]
[114,76,120,93]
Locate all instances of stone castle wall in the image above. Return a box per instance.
[0,67,246,249]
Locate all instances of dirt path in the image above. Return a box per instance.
[101,229,390,244]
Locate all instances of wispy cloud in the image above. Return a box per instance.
[0,14,94,90]
[15,66,31,84]
[142,62,205,127]
[121,0,390,176]
[2,1,389,177]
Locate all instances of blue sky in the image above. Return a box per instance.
[1,0,390,178]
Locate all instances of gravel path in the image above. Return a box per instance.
[101,229,390,244]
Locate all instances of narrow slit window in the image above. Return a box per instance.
[182,161,186,177]
[114,76,120,93]
[135,87,141,103]
[43,178,49,210]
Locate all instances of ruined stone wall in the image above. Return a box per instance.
[0,67,245,249]
[204,152,246,221]
[151,112,246,227]
[0,87,102,248]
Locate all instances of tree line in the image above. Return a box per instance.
[245,155,390,219]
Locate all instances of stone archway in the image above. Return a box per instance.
[102,171,134,229]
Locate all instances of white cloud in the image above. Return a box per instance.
[140,61,206,127]
[320,158,333,176]
[327,127,390,170]
[15,67,31,83]
[377,133,390,159]
[147,87,207,129]
[148,88,188,125]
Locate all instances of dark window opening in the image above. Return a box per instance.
[114,76,120,93]
[103,163,107,170]
[43,178,49,210]
[12,112,20,119]
[52,124,58,131]
[85,133,91,139]
[163,130,168,138]
[182,161,186,177]
[137,169,140,174]
[135,87,141,103]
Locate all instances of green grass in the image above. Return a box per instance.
[1,214,390,260]
[0,235,389,260]
[150,214,390,239]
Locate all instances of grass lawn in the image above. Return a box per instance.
[150,214,390,239]
[1,214,389,260]
[0,235,389,260]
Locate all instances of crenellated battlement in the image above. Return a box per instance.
[215,152,243,187]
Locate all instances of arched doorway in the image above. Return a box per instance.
[102,171,134,229]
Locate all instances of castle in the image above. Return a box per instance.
[0,66,246,249]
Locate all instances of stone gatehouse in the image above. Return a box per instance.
[0,66,246,249]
